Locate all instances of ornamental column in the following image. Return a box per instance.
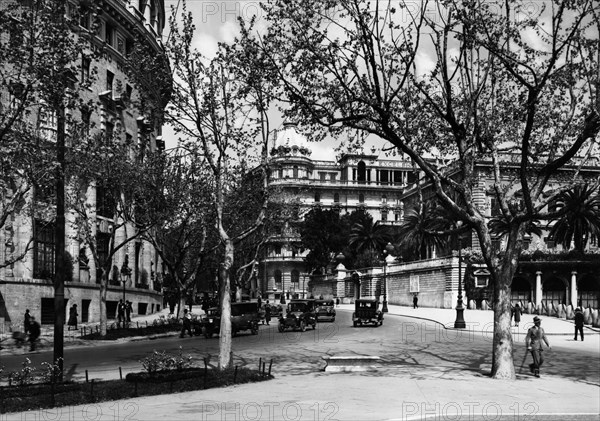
[535,271,543,308]
[570,271,578,308]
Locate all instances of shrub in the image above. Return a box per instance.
[8,358,36,386]
[39,358,63,384]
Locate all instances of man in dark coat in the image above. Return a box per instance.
[525,316,551,377]
[24,309,31,334]
[28,316,41,352]
[574,307,585,341]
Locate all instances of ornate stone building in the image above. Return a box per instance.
[259,121,417,301]
[0,0,169,328]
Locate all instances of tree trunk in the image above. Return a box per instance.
[53,102,66,379]
[99,273,108,336]
[490,278,515,379]
[218,261,232,369]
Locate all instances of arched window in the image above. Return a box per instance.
[315,192,320,202]
[357,161,367,184]
[293,165,299,178]
[334,193,340,203]
[274,270,282,290]
[278,167,283,178]
[359,193,365,203]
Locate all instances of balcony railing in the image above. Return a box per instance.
[269,177,409,189]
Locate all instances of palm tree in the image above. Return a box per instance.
[547,185,600,252]
[348,213,392,255]
[396,200,449,260]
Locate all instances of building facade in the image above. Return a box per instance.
[261,122,600,314]
[0,0,169,328]
[259,121,418,301]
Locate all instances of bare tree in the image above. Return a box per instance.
[247,0,600,379]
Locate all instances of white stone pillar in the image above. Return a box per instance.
[570,271,578,308]
[336,263,347,299]
[535,271,543,308]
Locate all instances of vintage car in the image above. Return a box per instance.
[200,302,260,338]
[315,299,336,322]
[278,299,317,332]
[352,299,383,327]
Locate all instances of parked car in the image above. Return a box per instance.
[278,299,317,332]
[352,299,383,327]
[315,299,336,322]
[199,302,260,338]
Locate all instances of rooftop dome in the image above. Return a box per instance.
[274,120,310,150]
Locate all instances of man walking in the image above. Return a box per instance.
[180,309,193,338]
[28,316,41,352]
[574,307,584,341]
[525,316,551,378]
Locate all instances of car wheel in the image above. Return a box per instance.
[353,320,358,327]
[278,323,285,332]
[251,324,258,335]
[300,320,306,332]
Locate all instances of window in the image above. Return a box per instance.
[79,8,91,29]
[274,270,282,290]
[278,167,283,178]
[39,106,57,142]
[96,181,116,218]
[34,220,55,279]
[274,245,282,255]
[81,107,91,137]
[475,277,489,288]
[319,172,327,181]
[81,55,91,85]
[314,192,320,202]
[334,193,340,203]
[105,22,115,46]
[291,270,300,285]
[105,121,114,142]
[117,35,125,55]
[380,170,389,185]
[381,210,388,221]
[382,195,387,204]
[330,173,337,182]
[293,166,298,178]
[106,70,114,94]
[359,193,365,203]
[357,161,367,183]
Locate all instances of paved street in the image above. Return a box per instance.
[1,305,599,420]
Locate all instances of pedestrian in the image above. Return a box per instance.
[513,303,521,327]
[413,294,418,309]
[574,307,584,341]
[24,309,31,334]
[68,304,78,330]
[335,297,340,307]
[180,308,193,338]
[264,301,271,325]
[117,299,125,328]
[125,300,132,323]
[525,316,551,378]
[28,316,41,352]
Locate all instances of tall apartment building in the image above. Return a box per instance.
[0,0,169,328]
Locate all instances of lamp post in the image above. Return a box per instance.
[280,273,286,305]
[454,221,466,329]
[382,242,394,313]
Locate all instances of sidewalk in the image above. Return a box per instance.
[3,305,600,420]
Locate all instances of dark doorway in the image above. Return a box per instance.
[106,301,118,320]
[542,277,566,306]
[41,297,68,325]
[81,299,91,323]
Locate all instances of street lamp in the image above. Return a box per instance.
[454,221,466,329]
[382,242,394,313]
[120,255,132,304]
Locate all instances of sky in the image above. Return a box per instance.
[158,0,561,161]
[161,0,383,161]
